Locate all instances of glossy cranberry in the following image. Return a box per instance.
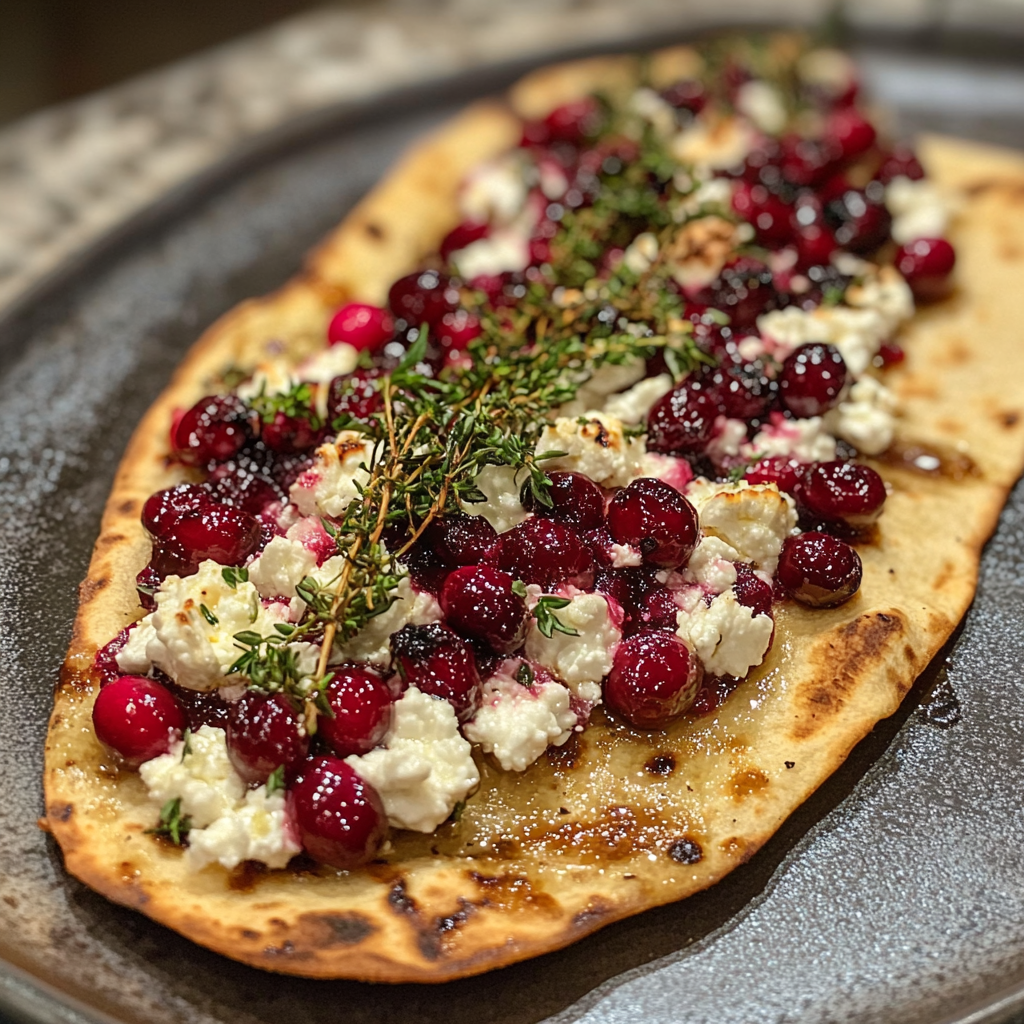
[695,256,779,329]
[542,97,605,144]
[205,461,280,516]
[318,666,394,757]
[327,303,394,351]
[435,309,482,351]
[660,79,706,114]
[92,676,186,767]
[390,624,482,721]
[604,632,703,729]
[607,478,699,570]
[876,144,925,184]
[327,369,384,423]
[731,181,792,248]
[647,380,720,456]
[779,134,839,188]
[594,567,637,622]
[825,108,877,162]
[638,588,680,631]
[744,454,804,494]
[142,484,211,539]
[779,343,847,418]
[440,566,528,655]
[226,692,309,785]
[777,531,862,607]
[426,514,497,566]
[402,541,449,596]
[165,502,261,566]
[790,194,837,269]
[792,263,852,311]
[388,270,459,327]
[825,187,891,254]
[496,518,595,590]
[522,471,605,530]
[260,412,322,454]
[733,564,773,617]
[528,237,552,265]
[876,342,905,367]
[440,221,489,261]
[895,237,956,302]
[164,679,231,730]
[691,674,743,717]
[94,626,137,686]
[703,361,776,421]
[147,535,196,578]
[796,460,887,531]
[172,395,250,466]
[290,756,387,869]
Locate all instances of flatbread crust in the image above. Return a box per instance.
[43,53,1024,982]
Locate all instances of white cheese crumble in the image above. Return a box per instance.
[452,227,530,280]
[676,590,774,678]
[289,431,375,518]
[745,413,838,464]
[463,663,576,772]
[460,462,530,534]
[602,373,673,424]
[824,375,897,455]
[610,543,644,568]
[535,412,646,488]
[346,687,479,833]
[296,342,359,385]
[235,359,297,401]
[524,592,621,705]
[630,87,679,138]
[885,175,952,245]
[735,80,787,134]
[685,535,740,594]
[459,153,529,225]
[670,115,755,172]
[247,535,317,600]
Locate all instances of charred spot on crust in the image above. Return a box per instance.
[262,940,312,960]
[645,753,676,776]
[468,872,559,914]
[572,899,611,931]
[228,860,268,892]
[300,912,376,947]
[729,768,769,800]
[1000,410,1021,428]
[118,499,136,516]
[364,222,385,239]
[667,837,703,864]
[79,577,109,604]
[546,730,582,769]
[49,803,73,823]
[241,929,260,940]
[388,878,418,917]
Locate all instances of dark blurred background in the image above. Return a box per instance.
[0,0,359,127]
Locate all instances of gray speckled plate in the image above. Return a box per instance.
[3,29,1024,1024]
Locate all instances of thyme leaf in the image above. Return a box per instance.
[533,596,579,639]
[146,798,192,846]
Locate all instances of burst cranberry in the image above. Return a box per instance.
[660,79,706,114]
[435,309,482,350]
[703,361,776,421]
[825,108,877,161]
[226,692,309,785]
[876,144,925,184]
[523,471,605,530]
[695,256,779,329]
[607,478,699,570]
[94,626,137,686]
[744,454,804,494]
[390,624,482,720]
[328,369,384,423]
[440,566,528,655]
[594,568,637,624]
[92,676,186,767]
[260,412,322,454]
[647,380,719,456]
[147,536,195,578]
[496,518,595,590]
[327,303,394,351]
[426,514,497,566]
[895,238,956,302]
[172,395,250,466]
[777,531,862,607]
[825,188,891,253]
[388,270,459,327]
[164,680,231,730]
[604,632,703,729]
[796,460,887,531]
[290,756,387,869]
[165,502,261,566]
[731,181,792,248]
[142,484,211,538]
[779,343,847,418]
[440,221,489,261]
[318,666,394,757]
[543,97,605,144]
[733,564,773,617]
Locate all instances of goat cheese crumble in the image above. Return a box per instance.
[676,590,775,679]
[535,413,645,488]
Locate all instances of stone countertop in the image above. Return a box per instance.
[0,0,1022,316]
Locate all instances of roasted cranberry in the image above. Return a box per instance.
[733,564,773,617]
[779,343,847,418]
[327,303,394,351]
[744,454,804,494]
[825,187,891,254]
[895,237,956,302]
[607,477,699,570]
[390,624,482,720]
[435,309,482,351]
[647,380,720,456]
[147,536,196,578]
[142,484,211,539]
[426,514,497,566]
[328,369,384,423]
[731,181,792,249]
[779,134,838,188]
[777,531,862,607]
[638,588,680,631]
[704,361,776,421]
[522,471,605,530]
[496,518,595,590]
[172,395,250,466]
[318,666,394,757]
[825,108,876,162]
[92,676,186,767]
[695,256,779,330]
[205,461,280,516]
[660,79,706,114]
[440,221,489,261]
[94,626,137,686]
[876,341,905,367]
[542,97,605,144]
[260,412,322,454]
[876,144,924,184]
[791,194,837,270]
[388,270,459,328]
[165,502,261,566]
[796,460,887,531]
[290,756,387,869]
[402,541,449,596]
[226,692,309,785]
[594,567,637,624]
[604,632,703,729]
[440,566,528,654]
[164,680,231,730]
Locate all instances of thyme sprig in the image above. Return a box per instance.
[146,798,191,846]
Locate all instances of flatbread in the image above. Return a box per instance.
[43,52,1024,982]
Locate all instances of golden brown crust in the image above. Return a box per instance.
[44,54,1024,981]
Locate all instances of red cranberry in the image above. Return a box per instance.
[318,666,394,757]
[791,194,837,269]
[290,756,387,869]
[825,188,891,253]
[328,369,384,423]
[205,461,280,516]
[172,395,250,466]
[876,341,905,368]
[796,460,887,532]
[147,536,196,578]
[660,79,706,115]
[825,108,877,162]
[496,518,595,590]
[744,454,804,494]
[703,361,777,421]
[604,632,703,729]
[876,144,925,184]
[440,566,528,655]
[542,97,605,144]
[426,514,497,566]
[390,624,482,721]
[260,412,322,454]
[779,343,847,418]
[165,502,261,566]
[731,181,792,249]
[647,380,720,456]
[733,564,773,617]
[523,471,605,530]
[607,478,699,570]
[226,692,310,785]
[440,221,489,261]
[779,134,839,188]
[94,626,137,686]
[164,679,231,731]
[695,256,779,330]
[435,309,482,351]
[388,270,459,327]
[638,588,680,631]
[92,676,186,767]
[142,484,211,539]
[327,303,394,351]
[895,237,956,302]
[777,531,862,607]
